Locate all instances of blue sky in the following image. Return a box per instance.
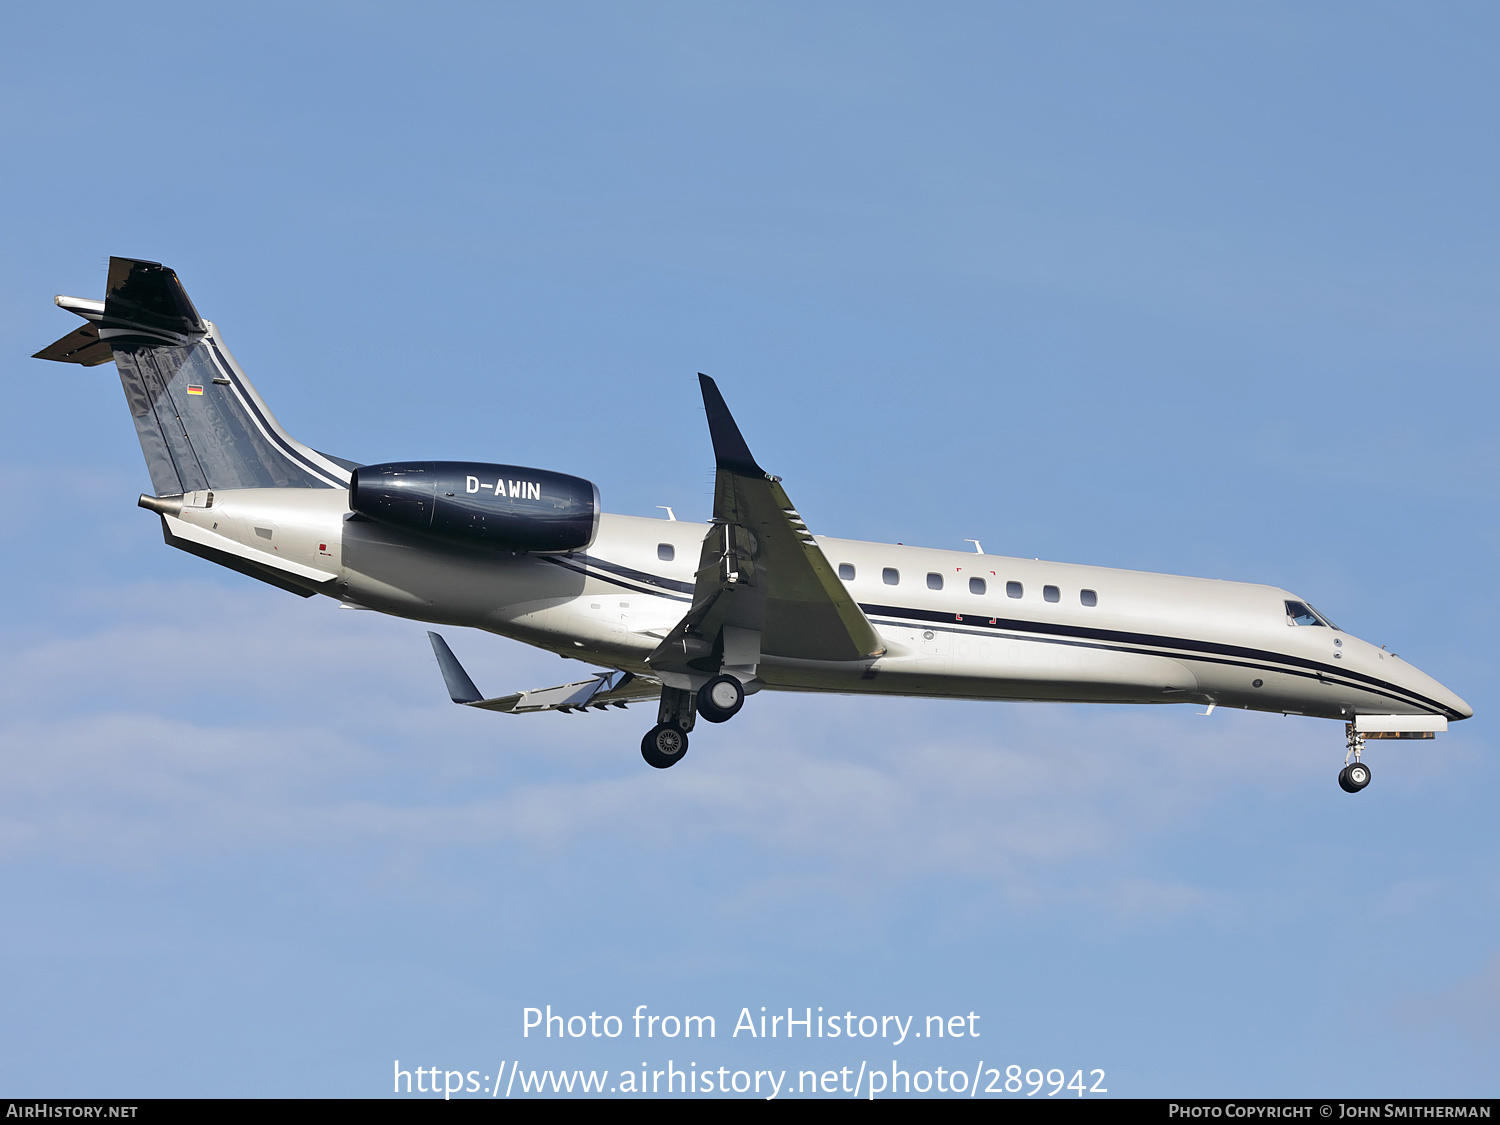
[1,1,1496,1097]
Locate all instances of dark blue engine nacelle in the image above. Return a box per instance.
[348,461,600,552]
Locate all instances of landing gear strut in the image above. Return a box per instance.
[641,686,697,769]
[1339,723,1372,793]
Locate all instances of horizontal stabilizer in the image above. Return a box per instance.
[33,323,113,367]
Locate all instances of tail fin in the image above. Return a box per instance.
[35,257,354,496]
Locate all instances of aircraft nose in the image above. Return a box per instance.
[1411,665,1473,721]
[1447,691,1475,721]
[1374,642,1473,720]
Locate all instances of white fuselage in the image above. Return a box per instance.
[170,489,1472,724]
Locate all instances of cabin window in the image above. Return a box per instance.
[882,567,900,586]
[927,573,944,591]
[1006,581,1023,599]
[1285,599,1337,628]
[838,563,855,581]
[657,543,675,562]
[1043,585,1060,603]
[1081,589,1098,607]
[969,577,986,595]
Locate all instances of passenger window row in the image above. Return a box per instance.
[664,547,1101,605]
[837,562,1096,607]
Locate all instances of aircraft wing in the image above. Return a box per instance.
[427,632,659,714]
[648,376,885,679]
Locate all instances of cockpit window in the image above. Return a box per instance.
[1285,600,1338,629]
[1311,604,1340,631]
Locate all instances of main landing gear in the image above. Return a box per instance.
[696,674,745,723]
[641,685,697,769]
[640,678,749,768]
[641,723,688,769]
[1339,723,1372,793]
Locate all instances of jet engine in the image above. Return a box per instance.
[349,461,599,552]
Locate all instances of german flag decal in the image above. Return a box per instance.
[186,384,204,395]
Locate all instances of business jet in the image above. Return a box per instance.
[35,258,1471,790]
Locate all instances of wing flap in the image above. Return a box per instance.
[426,632,659,714]
[468,670,660,714]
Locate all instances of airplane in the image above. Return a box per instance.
[34,257,1472,791]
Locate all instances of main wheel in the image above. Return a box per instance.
[696,674,745,724]
[641,723,689,768]
[1338,762,1372,793]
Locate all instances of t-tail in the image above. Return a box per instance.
[33,257,355,495]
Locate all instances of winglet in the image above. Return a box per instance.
[427,632,484,704]
[698,373,766,477]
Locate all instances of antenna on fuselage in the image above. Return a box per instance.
[657,506,677,521]
[964,539,983,554]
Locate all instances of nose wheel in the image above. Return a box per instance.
[1338,761,1372,792]
[1340,722,1371,793]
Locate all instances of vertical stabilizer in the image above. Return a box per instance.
[35,258,354,496]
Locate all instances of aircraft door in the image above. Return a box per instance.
[917,627,949,676]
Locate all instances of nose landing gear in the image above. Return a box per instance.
[1339,723,1371,793]
[1338,761,1372,792]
